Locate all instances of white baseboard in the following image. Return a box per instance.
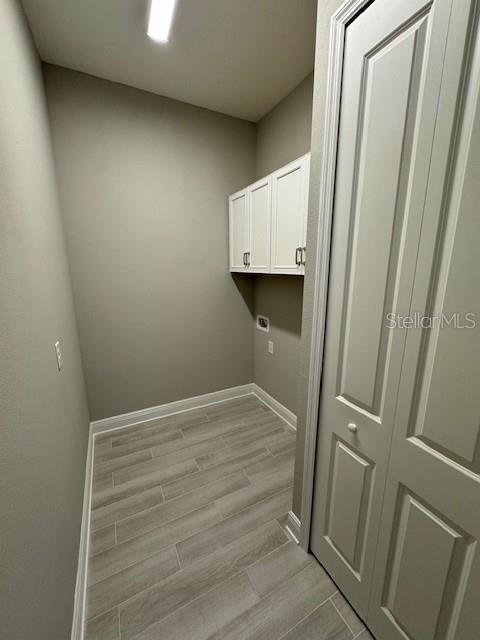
[90,384,255,435]
[70,424,94,640]
[286,510,301,544]
[251,384,297,431]
[90,383,297,437]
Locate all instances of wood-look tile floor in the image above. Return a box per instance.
[85,395,369,640]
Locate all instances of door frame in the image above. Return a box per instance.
[299,0,374,550]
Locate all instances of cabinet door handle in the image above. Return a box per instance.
[243,252,246,266]
[295,247,302,266]
[301,246,306,266]
[246,252,251,266]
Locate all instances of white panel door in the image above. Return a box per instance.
[368,4,480,637]
[271,156,308,275]
[310,0,457,618]
[248,176,271,273]
[229,189,249,272]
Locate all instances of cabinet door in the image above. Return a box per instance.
[229,189,249,272]
[309,0,457,617]
[300,154,310,274]
[270,156,308,275]
[248,176,271,273]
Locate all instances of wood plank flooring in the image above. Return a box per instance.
[85,395,368,640]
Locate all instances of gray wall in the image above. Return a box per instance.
[0,2,90,639]
[292,0,344,518]
[253,74,313,414]
[256,74,314,178]
[44,65,256,421]
[253,275,304,413]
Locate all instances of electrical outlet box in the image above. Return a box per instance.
[256,315,270,332]
[54,340,62,371]
[268,340,274,354]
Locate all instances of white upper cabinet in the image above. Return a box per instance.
[229,188,249,271]
[228,153,310,275]
[271,154,309,275]
[248,176,271,273]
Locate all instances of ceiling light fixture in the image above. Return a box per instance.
[147,0,177,43]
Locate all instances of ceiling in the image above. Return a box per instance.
[22,0,317,122]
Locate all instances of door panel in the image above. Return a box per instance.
[326,440,373,571]
[369,6,480,636]
[338,17,427,416]
[229,189,248,271]
[249,177,271,272]
[410,185,480,468]
[271,156,307,274]
[383,491,470,640]
[310,0,456,617]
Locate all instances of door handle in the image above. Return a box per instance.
[246,252,251,267]
[295,247,302,266]
[347,422,358,434]
[301,246,306,266]
[243,252,247,266]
